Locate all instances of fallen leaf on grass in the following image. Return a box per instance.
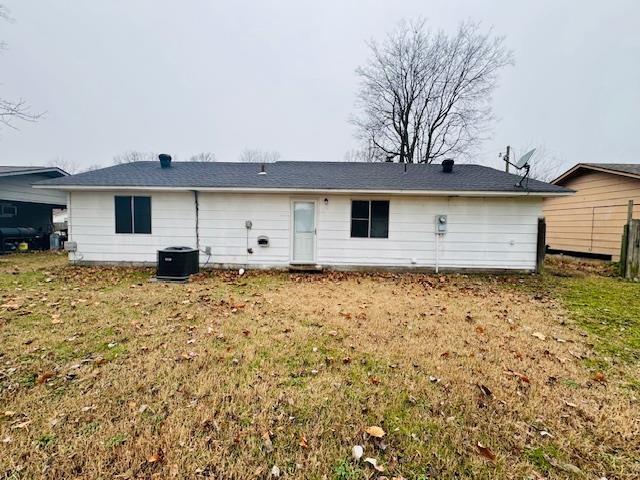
[476,442,496,462]
[364,457,384,472]
[593,372,606,383]
[262,431,274,453]
[475,325,486,334]
[1,301,22,311]
[270,465,280,477]
[147,448,164,463]
[36,371,55,384]
[365,426,385,438]
[505,369,530,383]
[532,332,546,340]
[299,434,309,449]
[477,384,492,397]
[11,420,31,430]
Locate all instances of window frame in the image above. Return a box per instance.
[0,204,17,218]
[114,195,152,234]
[349,199,389,239]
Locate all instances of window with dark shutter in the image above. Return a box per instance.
[115,196,151,234]
[350,200,389,238]
[350,200,370,238]
[133,197,152,234]
[370,200,389,238]
[115,196,133,233]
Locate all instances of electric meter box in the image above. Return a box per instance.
[435,215,447,234]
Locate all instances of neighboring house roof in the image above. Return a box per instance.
[35,161,571,196]
[552,163,640,185]
[0,165,69,178]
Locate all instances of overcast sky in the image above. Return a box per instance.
[1,0,639,173]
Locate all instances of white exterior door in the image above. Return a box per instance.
[292,201,315,263]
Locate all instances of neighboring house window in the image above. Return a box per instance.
[350,200,389,238]
[115,196,152,234]
[0,204,17,218]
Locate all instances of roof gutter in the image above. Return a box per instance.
[33,184,573,197]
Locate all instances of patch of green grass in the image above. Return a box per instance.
[37,433,56,448]
[18,372,37,388]
[52,341,78,361]
[96,342,127,361]
[332,459,364,480]
[561,378,581,389]
[558,276,640,364]
[622,379,640,392]
[105,433,127,448]
[524,444,563,474]
[80,421,100,436]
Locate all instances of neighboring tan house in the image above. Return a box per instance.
[544,163,640,260]
[35,157,571,272]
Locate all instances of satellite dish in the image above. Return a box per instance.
[515,148,536,169]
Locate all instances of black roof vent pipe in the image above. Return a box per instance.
[159,154,172,169]
[442,159,454,173]
[258,164,267,175]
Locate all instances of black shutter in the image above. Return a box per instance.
[115,196,132,233]
[133,197,152,234]
[370,201,389,238]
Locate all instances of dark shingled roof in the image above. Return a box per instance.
[0,166,68,177]
[36,161,571,194]
[583,163,640,176]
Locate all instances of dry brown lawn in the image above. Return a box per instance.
[0,253,638,479]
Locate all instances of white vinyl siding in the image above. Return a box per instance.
[68,191,196,263]
[198,193,291,266]
[66,190,542,271]
[316,195,540,270]
[0,174,67,205]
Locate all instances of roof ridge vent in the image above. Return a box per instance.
[159,154,172,169]
[442,159,454,173]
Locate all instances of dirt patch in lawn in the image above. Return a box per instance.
[0,253,638,479]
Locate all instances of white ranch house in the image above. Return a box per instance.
[35,158,571,272]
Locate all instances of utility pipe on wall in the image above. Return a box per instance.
[435,232,439,273]
[193,190,200,250]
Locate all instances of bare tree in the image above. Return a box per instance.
[48,157,82,174]
[353,20,512,164]
[343,141,384,162]
[188,152,216,162]
[112,151,156,165]
[238,149,281,163]
[0,5,42,130]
